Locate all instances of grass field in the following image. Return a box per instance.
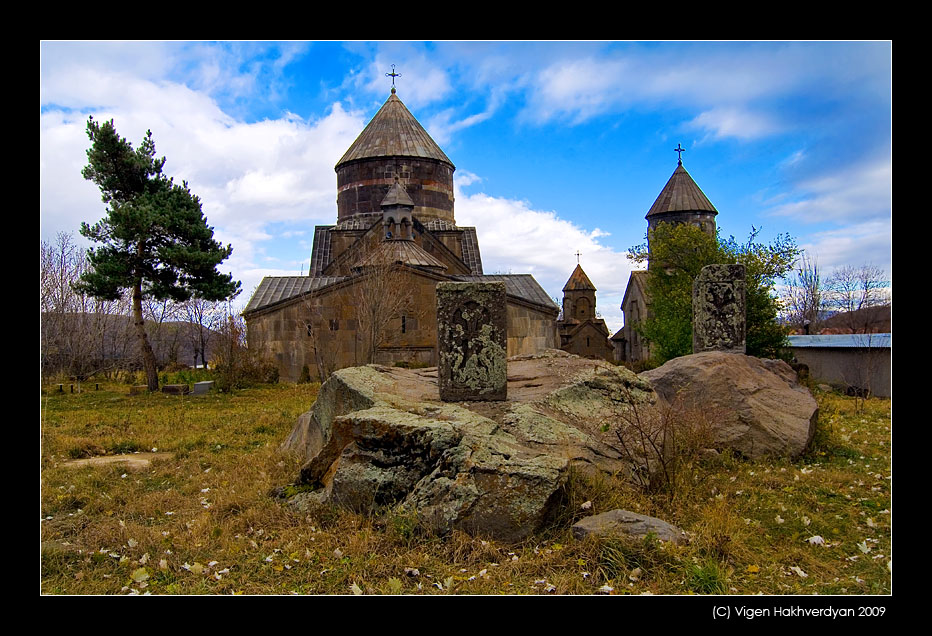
[40,378,891,595]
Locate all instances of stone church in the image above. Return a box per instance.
[613,152,719,363]
[243,88,558,382]
[555,264,614,361]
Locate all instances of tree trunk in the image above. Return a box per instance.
[132,279,159,391]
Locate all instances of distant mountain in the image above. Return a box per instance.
[817,304,891,334]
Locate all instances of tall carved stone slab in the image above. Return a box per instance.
[693,264,746,354]
[437,281,507,401]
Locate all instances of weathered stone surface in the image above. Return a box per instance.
[281,351,656,541]
[161,384,190,395]
[640,351,818,458]
[193,381,214,395]
[61,452,173,471]
[436,281,507,401]
[572,509,689,544]
[692,263,746,354]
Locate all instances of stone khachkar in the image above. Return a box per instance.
[436,281,507,401]
[692,263,746,354]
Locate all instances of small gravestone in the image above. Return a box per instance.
[572,509,689,545]
[130,385,148,395]
[193,381,214,395]
[693,263,746,354]
[436,281,507,401]
[161,384,190,395]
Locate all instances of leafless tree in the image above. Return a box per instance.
[781,254,824,333]
[301,296,341,381]
[351,247,427,366]
[183,297,223,368]
[143,297,185,366]
[41,233,136,379]
[825,264,890,333]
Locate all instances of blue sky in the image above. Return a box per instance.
[40,41,891,333]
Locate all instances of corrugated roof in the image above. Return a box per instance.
[308,226,335,276]
[246,272,555,315]
[453,274,557,310]
[459,227,483,275]
[563,264,596,291]
[787,334,891,349]
[244,276,346,314]
[336,92,454,167]
[646,163,718,219]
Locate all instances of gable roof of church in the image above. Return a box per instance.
[621,270,649,308]
[646,163,718,219]
[308,223,482,277]
[354,239,448,271]
[453,274,557,311]
[243,272,556,316]
[381,181,416,208]
[563,264,596,292]
[244,276,347,314]
[336,91,454,167]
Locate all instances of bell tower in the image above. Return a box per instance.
[646,144,718,268]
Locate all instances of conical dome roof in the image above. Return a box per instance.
[563,264,596,292]
[646,163,718,219]
[336,91,454,167]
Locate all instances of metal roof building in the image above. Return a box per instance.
[785,333,891,397]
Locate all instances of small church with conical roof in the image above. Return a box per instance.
[613,149,719,363]
[243,87,559,381]
[555,263,614,360]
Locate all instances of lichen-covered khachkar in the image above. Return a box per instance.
[436,281,507,401]
[692,263,746,354]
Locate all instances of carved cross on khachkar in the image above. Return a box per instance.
[386,64,401,93]
[436,281,507,401]
[692,264,746,354]
[674,143,686,165]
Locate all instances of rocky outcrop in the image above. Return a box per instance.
[281,351,654,542]
[281,350,819,541]
[640,351,818,458]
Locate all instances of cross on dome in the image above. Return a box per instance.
[386,64,401,93]
[674,143,686,165]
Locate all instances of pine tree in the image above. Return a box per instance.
[76,118,241,391]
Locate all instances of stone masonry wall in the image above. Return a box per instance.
[336,158,454,223]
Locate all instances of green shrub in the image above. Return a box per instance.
[683,559,729,594]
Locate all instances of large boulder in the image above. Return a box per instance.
[640,352,818,458]
[281,350,655,542]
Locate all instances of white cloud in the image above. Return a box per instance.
[355,48,453,109]
[686,107,780,141]
[799,220,892,278]
[40,64,366,313]
[427,107,496,146]
[767,157,891,224]
[527,57,630,124]
[455,180,634,333]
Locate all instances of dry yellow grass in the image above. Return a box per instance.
[40,380,891,595]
